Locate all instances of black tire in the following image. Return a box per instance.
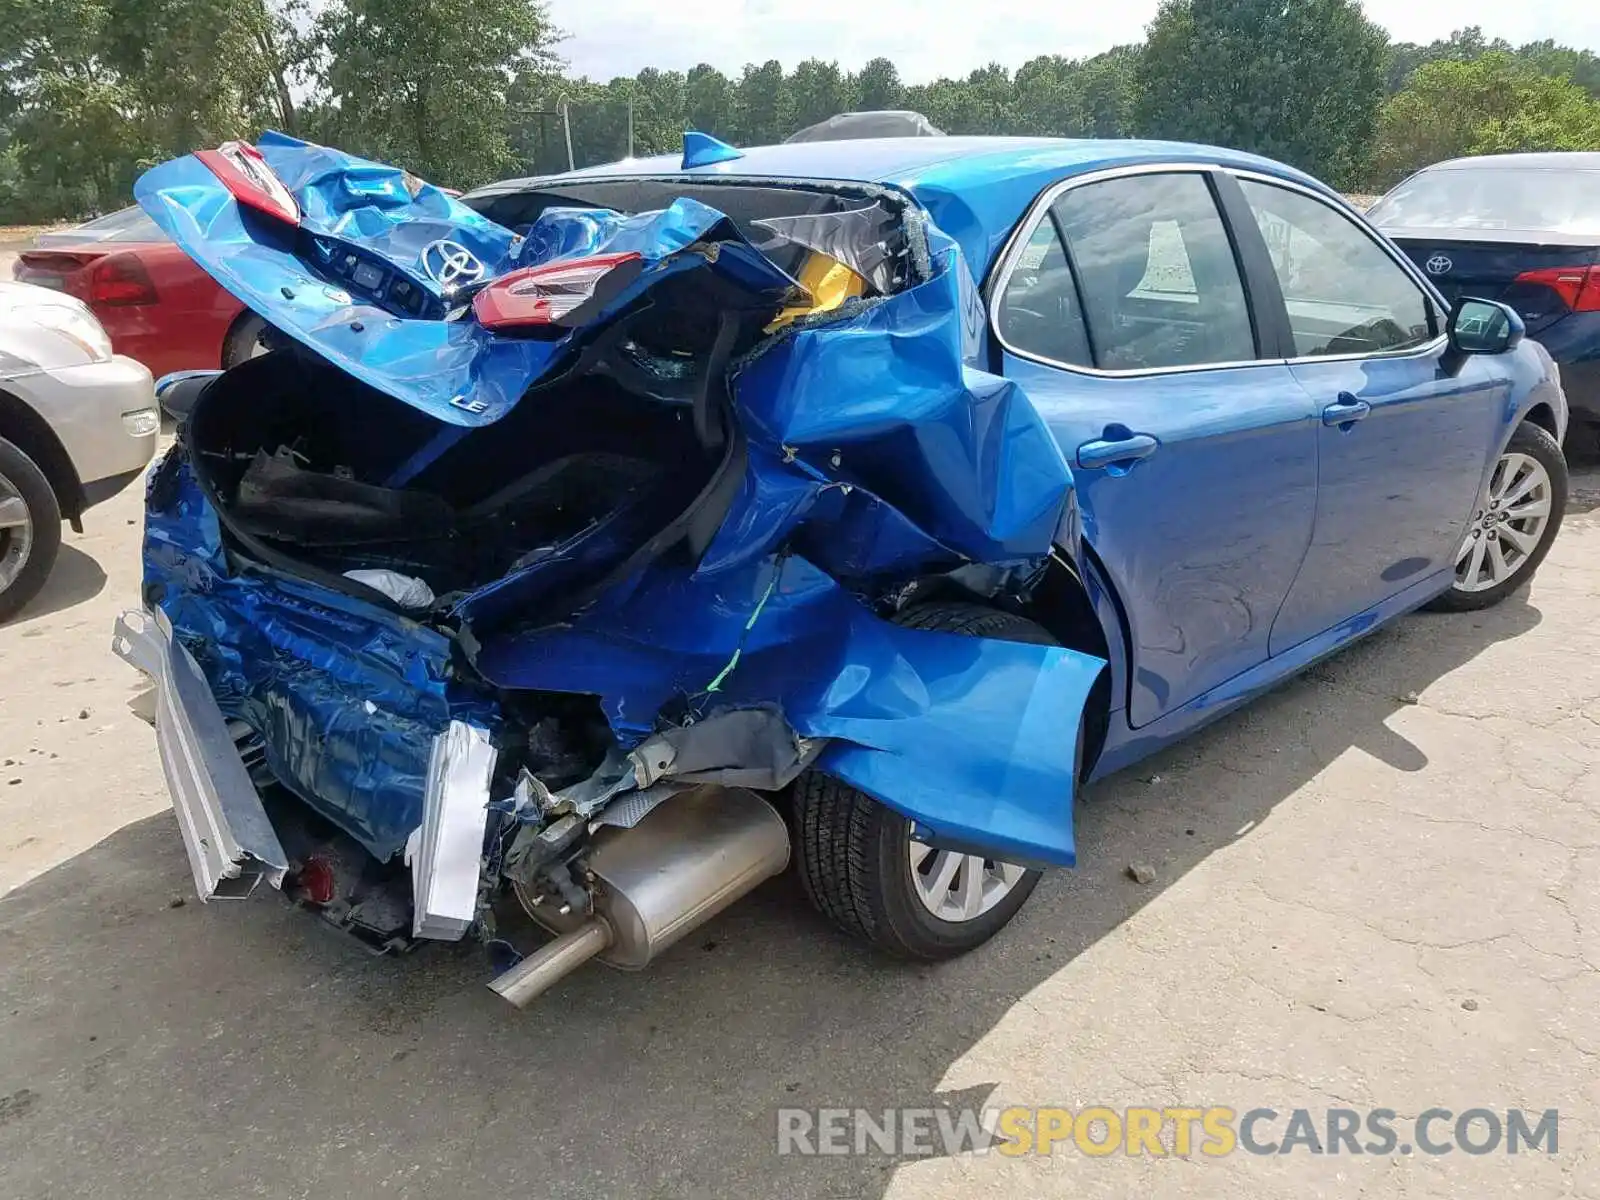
[221,312,271,368]
[1425,421,1567,613]
[0,436,63,623]
[793,602,1059,961]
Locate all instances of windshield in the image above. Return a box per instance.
[1368,167,1600,236]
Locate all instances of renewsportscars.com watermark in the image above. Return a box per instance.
[776,1106,1559,1158]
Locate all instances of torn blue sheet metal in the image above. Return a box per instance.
[134,136,1094,866]
[142,453,498,859]
[475,556,1100,865]
[725,224,1072,574]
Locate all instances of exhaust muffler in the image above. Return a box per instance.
[489,785,790,1008]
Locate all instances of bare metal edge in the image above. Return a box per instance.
[112,609,289,900]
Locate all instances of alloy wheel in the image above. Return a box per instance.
[0,471,34,593]
[1454,451,1553,592]
[908,838,1028,923]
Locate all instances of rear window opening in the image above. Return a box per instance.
[468,176,920,295]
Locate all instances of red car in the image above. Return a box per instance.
[14,207,270,378]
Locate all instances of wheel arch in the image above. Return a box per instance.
[1014,546,1131,781]
[0,386,84,524]
[1522,401,1559,442]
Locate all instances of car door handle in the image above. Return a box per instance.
[1322,395,1371,427]
[1076,433,1159,470]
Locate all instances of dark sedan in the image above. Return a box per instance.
[1369,152,1600,443]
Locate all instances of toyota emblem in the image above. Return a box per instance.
[422,240,486,289]
[1424,254,1453,276]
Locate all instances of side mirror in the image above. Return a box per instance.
[1442,298,1524,375]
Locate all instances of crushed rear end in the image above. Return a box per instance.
[113,133,1103,1000]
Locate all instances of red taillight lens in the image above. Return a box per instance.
[196,140,300,225]
[472,252,644,329]
[1512,265,1600,313]
[87,254,158,306]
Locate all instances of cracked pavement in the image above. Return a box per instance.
[0,449,1596,1199]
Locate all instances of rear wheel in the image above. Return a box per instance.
[221,313,273,367]
[0,436,62,623]
[793,602,1059,960]
[1426,421,1567,613]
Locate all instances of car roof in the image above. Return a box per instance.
[1422,151,1600,172]
[473,137,1331,279]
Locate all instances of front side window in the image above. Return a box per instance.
[1050,172,1256,371]
[1238,179,1438,358]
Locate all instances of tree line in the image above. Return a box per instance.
[3,0,1600,223]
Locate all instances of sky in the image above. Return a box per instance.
[543,0,1600,84]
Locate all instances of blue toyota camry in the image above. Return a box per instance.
[116,132,1569,1005]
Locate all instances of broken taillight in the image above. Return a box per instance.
[196,140,301,225]
[472,252,644,329]
[1512,265,1600,313]
[87,254,158,306]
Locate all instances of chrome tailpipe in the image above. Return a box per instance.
[489,786,790,1008]
[490,919,614,1007]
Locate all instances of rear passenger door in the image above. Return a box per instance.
[994,167,1319,729]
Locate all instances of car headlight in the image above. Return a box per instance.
[32,303,114,364]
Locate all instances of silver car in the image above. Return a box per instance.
[0,280,159,620]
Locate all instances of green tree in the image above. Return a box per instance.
[685,63,734,136]
[1373,53,1600,186]
[1011,55,1077,136]
[314,0,558,188]
[102,0,306,151]
[623,68,687,155]
[503,62,571,173]
[959,64,1018,133]
[1386,27,1508,93]
[788,58,853,131]
[907,67,1016,136]
[851,56,903,111]
[1135,0,1388,188]
[1079,45,1141,137]
[1517,41,1600,97]
[732,59,789,145]
[0,0,151,216]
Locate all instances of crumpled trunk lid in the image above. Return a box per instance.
[135,132,799,426]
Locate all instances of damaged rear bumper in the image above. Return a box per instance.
[123,133,1108,914]
[112,607,289,899]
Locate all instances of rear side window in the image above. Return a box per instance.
[1050,172,1256,371]
[996,219,1093,367]
[1238,179,1437,358]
